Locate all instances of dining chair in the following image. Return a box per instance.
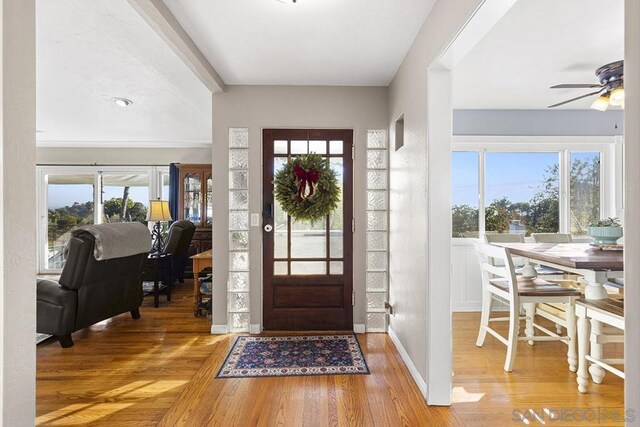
[532,233,573,243]
[474,242,581,372]
[483,233,524,244]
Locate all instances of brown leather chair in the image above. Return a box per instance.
[37,230,148,348]
[163,220,196,283]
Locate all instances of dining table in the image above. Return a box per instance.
[494,242,624,393]
[495,242,623,300]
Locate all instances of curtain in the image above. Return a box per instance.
[169,163,179,222]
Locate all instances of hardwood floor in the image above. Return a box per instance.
[36,285,624,426]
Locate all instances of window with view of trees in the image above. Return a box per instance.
[451,146,606,239]
[485,152,559,236]
[570,152,601,236]
[40,167,168,272]
[452,152,479,238]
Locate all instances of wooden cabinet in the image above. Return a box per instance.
[176,164,212,278]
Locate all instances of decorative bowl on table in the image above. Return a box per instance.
[588,217,623,244]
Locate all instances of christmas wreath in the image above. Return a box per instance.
[274,153,341,222]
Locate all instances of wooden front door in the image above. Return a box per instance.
[263,129,353,330]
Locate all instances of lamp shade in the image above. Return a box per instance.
[590,94,610,111]
[146,200,173,222]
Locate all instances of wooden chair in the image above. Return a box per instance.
[532,233,573,243]
[474,242,581,372]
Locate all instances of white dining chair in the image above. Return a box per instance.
[474,242,581,372]
[532,233,573,243]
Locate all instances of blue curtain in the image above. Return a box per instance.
[169,163,179,222]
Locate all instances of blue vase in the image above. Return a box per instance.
[588,226,623,244]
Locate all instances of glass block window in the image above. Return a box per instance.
[366,130,388,333]
[228,128,250,332]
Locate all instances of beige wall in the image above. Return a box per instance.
[211,85,388,329]
[36,146,212,165]
[1,0,37,423]
[387,0,483,384]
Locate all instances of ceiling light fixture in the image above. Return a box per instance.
[609,87,625,106]
[113,97,133,107]
[590,93,610,111]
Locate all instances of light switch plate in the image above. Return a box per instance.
[250,213,261,227]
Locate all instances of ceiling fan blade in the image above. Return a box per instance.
[547,89,604,108]
[550,84,604,89]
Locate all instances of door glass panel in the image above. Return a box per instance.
[274,140,288,154]
[329,140,343,154]
[274,261,288,275]
[102,174,149,224]
[184,173,201,224]
[291,140,308,154]
[274,158,288,258]
[291,219,327,258]
[309,140,327,155]
[330,261,343,275]
[47,174,95,269]
[291,261,326,275]
[206,173,213,225]
[330,157,344,258]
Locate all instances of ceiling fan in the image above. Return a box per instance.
[548,60,624,111]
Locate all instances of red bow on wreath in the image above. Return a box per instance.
[293,165,319,201]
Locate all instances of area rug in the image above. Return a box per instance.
[216,334,370,378]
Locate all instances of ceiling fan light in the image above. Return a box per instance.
[591,95,610,111]
[609,87,625,106]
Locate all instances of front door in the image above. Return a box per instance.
[263,129,353,330]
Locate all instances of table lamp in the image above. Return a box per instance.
[147,198,173,253]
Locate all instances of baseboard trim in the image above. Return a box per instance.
[353,324,366,334]
[452,302,509,312]
[211,324,229,334]
[388,327,427,398]
[249,324,262,334]
[452,302,482,312]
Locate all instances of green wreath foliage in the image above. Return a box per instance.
[273,153,341,223]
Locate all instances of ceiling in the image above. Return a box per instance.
[453,0,624,110]
[163,0,436,86]
[37,0,211,145]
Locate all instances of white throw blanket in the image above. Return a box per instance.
[71,222,152,261]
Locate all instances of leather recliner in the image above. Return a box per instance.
[163,220,196,283]
[37,231,148,348]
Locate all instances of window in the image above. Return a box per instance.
[570,152,601,236]
[451,137,615,239]
[485,152,559,236]
[452,152,479,238]
[38,166,168,273]
[46,174,95,269]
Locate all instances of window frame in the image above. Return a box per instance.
[37,165,169,274]
[451,136,620,244]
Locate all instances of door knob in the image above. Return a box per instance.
[264,224,273,233]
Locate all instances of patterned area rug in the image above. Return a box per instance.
[216,334,370,378]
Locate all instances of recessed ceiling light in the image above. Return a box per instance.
[112,97,133,107]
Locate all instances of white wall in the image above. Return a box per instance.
[36,146,211,165]
[1,0,37,424]
[387,0,484,389]
[211,85,388,330]
[624,0,640,420]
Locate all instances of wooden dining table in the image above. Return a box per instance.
[496,243,623,300]
[494,242,625,394]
